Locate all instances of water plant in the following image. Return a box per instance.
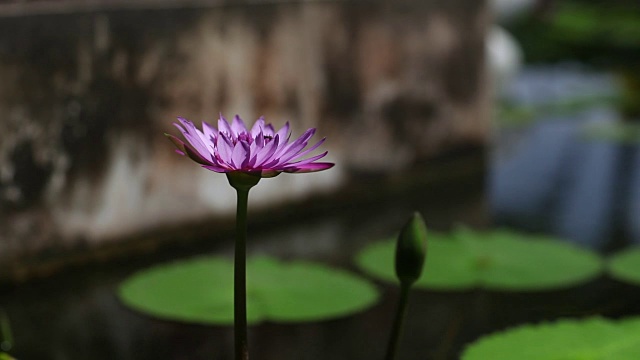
[607,247,640,285]
[462,316,640,360]
[165,115,333,360]
[165,115,333,177]
[356,228,602,291]
[121,113,607,360]
[119,256,378,325]
[385,212,428,360]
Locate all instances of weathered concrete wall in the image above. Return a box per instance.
[0,0,489,278]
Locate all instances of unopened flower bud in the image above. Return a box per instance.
[395,212,427,285]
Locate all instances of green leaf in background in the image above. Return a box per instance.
[608,247,640,285]
[551,3,640,49]
[0,353,14,360]
[497,94,620,128]
[582,122,640,145]
[119,256,379,325]
[355,228,602,291]
[462,317,640,360]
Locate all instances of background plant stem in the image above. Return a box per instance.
[384,282,412,360]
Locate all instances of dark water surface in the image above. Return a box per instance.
[3,149,640,359]
[4,65,640,360]
[1,163,495,360]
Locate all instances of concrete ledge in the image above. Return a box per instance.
[0,0,489,276]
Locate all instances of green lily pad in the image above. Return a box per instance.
[608,247,640,285]
[462,317,640,360]
[355,228,603,291]
[119,256,379,325]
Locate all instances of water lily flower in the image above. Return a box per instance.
[166,114,334,360]
[166,115,334,178]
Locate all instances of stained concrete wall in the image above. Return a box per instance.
[0,0,489,279]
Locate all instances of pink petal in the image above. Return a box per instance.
[231,115,248,134]
[202,121,218,142]
[184,143,216,165]
[284,162,334,173]
[285,137,326,163]
[255,129,265,148]
[247,140,261,167]
[231,141,249,169]
[165,133,187,154]
[273,131,316,165]
[286,151,328,166]
[217,133,234,166]
[218,115,233,137]
[263,124,276,137]
[251,117,265,137]
[174,119,212,159]
[275,122,290,143]
[182,132,213,160]
[202,164,231,173]
[177,118,208,145]
[253,134,280,167]
[274,128,315,159]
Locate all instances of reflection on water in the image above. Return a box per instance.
[491,64,639,249]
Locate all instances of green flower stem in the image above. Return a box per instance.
[234,187,250,360]
[385,282,412,360]
[227,172,260,360]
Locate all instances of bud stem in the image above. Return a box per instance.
[384,282,412,360]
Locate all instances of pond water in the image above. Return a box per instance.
[3,64,640,360]
[491,63,640,250]
[1,164,488,360]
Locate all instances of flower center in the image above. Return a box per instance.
[222,131,274,147]
[236,132,253,144]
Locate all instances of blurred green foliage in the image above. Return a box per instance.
[582,122,640,144]
[498,94,620,127]
[119,256,379,325]
[508,1,640,65]
[608,247,640,285]
[356,228,603,291]
[462,317,640,360]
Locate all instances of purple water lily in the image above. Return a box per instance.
[166,115,334,177]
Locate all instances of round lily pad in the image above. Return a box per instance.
[608,247,640,285]
[355,228,603,291]
[462,317,640,360]
[119,256,379,325]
